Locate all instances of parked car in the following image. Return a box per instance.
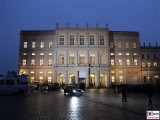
[49,82,61,91]
[64,85,84,96]
[30,82,40,89]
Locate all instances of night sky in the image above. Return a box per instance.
[0,0,159,74]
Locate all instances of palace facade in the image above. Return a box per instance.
[19,24,160,87]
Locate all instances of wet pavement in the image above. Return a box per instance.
[0,89,159,120]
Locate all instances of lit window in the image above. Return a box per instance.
[90,36,94,45]
[30,77,34,82]
[24,42,27,48]
[70,36,74,45]
[90,54,95,64]
[49,53,52,56]
[100,54,105,64]
[111,59,114,66]
[39,71,43,74]
[111,53,114,56]
[40,53,44,56]
[32,42,36,48]
[110,42,114,48]
[32,53,35,55]
[111,76,115,82]
[40,59,43,66]
[126,42,129,48]
[142,62,145,67]
[60,35,64,45]
[118,53,122,56]
[133,42,137,48]
[69,54,75,64]
[119,76,123,82]
[40,42,44,48]
[22,59,26,66]
[147,62,150,67]
[126,53,129,55]
[100,36,104,45]
[134,53,137,56]
[80,36,84,45]
[119,59,122,65]
[59,54,64,64]
[126,59,130,65]
[39,77,43,83]
[31,59,35,65]
[30,71,34,74]
[48,71,52,74]
[23,53,27,55]
[134,59,138,65]
[80,54,85,64]
[111,71,115,74]
[119,71,123,74]
[118,42,121,48]
[48,77,52,83]
[49,42,52,48]
[154,62,157,67]
[48,59,52,66]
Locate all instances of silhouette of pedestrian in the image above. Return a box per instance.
[147,84,154,105]
[121,86,127,102]
[112,83,116,93]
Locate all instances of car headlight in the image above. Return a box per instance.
[73,90,77,93]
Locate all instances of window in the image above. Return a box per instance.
[49,42,52,48]
[100,36,104,45]
[110,42,114,48]
[40,53,44,56]
[90,54,95,64]
[69,54,75,64]
[134,59,138,65]
[39,71,43,74]
[147,62,150,67]
[126,53,129,55]
[48,71,52,74]
[90,36,94,45]
[40,59,43,66]
[70,36,74,45]
[153,54,157,59]
[142,62,145,67]
[147,54,150,59]
[48,77,52,83]
[126,42,129,48]
[32,42,36,48]
[111,71,115,74]
[40,42,44,48]
[24,42,27,48]
[154,62,157,67]
[79,54,85,64]
[23,59,26,66]
[48,59,52,66]
[30,77,35,82]
[119,76,123,82]
[133,43,137,48]
[31,59,35,65]
[39,77,43,83]
[32,53,35,55]
[110,53,114,56]
[80,36,84,45]
[126,59,130,65]
[23,53,27,55]
[60,35,64,45]
[119,59,122,65]
[59,54,64,64]
[119,71,123,74]
[0,80,4,85]
[49,53,52,56]
[142,54,144,59]
[6,80,14,85]
[134,53,137,56]
[30,71,34,74]
[118,53,122,56]
[111,76,115,82]
[111,59,114,65]
[100,54,105,64]
[118,42,121,48]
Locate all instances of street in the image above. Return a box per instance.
[0,89,159,120]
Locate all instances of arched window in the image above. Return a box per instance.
[59,54,64,64]
[90,54,95,64]
[60,35,64,45]
[69,54,75,64]
[80,36,84,45]
[90,36,94,45]
[70,35,74,45]
[79,54,85,64]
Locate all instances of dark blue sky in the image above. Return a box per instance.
[0,0,159,74]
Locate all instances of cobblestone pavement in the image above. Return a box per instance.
[0,89,159,120]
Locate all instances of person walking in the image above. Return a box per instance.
[147,83,154,105]
[121,85,127,102]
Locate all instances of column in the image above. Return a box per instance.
[53,70,57,83]
[75,71,79,84]
[86,51,89,64]
[96,71,100,88]
[86,70,89,88]
[105,70,110,87]
[65,71,68,84]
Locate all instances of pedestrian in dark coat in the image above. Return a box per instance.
[121,86,127,102]
[147,84,154,105]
